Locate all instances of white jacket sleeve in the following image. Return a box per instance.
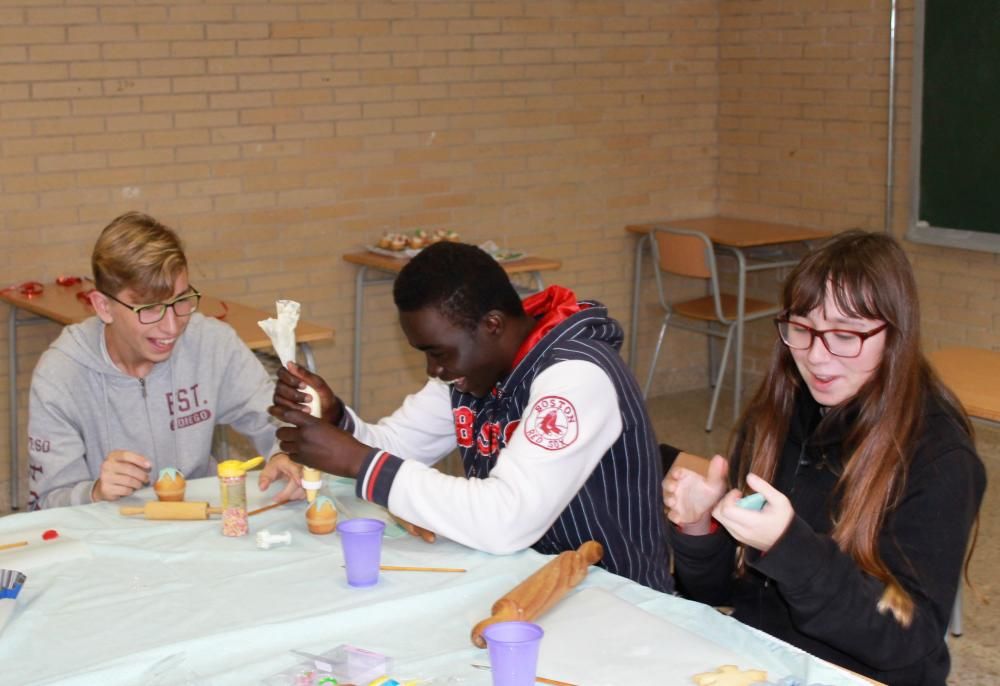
[365,360,622,554]
[343,377,458,464]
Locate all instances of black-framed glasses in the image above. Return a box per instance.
[774,318,887,359]
[100,287,201,325]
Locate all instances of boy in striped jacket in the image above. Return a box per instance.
[271,241,671,592]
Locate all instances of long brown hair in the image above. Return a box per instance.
[734,230,971,626]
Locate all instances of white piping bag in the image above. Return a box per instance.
[258,300,324,503]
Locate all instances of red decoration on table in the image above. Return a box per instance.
[76,289,96,308]
[42,529,59,541]
[4,281,45,298]
[3,277,92,300]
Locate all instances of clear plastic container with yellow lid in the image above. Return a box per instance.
[217,456,264,537]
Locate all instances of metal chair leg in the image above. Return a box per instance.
[707,322,718,387]
[643,317,670,398]
[705,327,735,432]
[950,585,963,637]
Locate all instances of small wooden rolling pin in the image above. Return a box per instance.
[471,540,604,648]
[119,501,223,520]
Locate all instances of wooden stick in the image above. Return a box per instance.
[471,664,577,686]
[379,565,466,573]
[248,500,289,517]
[339,564,466,573]
[0,540,28,552]
[534,676,577,686]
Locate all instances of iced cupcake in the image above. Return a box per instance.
[305,496,338,535]
[154,468,186,502]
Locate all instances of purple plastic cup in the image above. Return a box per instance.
[482,621,544,686]
[338,517,386,587]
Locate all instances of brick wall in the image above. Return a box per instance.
[717,0,999,357]
[0,1,721,508]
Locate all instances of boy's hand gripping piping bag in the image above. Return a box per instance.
[258,300,324,503]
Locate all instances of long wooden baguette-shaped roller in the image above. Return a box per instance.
[471,540,603,647]
[119,501,223,520]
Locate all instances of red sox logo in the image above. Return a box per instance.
[524,395,579,450]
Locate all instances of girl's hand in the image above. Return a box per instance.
[712,473,794,552]
[663,454,728,534]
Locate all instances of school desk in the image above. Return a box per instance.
[929,347,1000,426]
[929,346,1000,637]
[626,217,833,417]
[0,279,334,511]
[342,250,562,412]
[0,475,877,685]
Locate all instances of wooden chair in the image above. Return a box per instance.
[670,450,710,477]
[643,227,780,431]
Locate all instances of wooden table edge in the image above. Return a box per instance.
[625,216,835,248]
[928,347,1000,423]
[342,250,561,274]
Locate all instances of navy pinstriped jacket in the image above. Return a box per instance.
[355,290,672,593]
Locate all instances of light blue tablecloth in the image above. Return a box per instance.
[0,477,867,685]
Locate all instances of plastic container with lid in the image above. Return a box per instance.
[217,456,264,537]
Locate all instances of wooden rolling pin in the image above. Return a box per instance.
[394,516,436,543]
[119,501,223,520]
[471,540,604,647]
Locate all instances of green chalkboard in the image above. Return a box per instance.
[910,0,1000,252]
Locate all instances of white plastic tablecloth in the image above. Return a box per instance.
[0,477,868,685]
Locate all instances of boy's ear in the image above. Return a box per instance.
[90,291,114,324]
[481,310,505,336]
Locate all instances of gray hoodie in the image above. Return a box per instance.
[28,313,281,509]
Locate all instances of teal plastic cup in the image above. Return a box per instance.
[338,518,385,587]
[482,621,544,686]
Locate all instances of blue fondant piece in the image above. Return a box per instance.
[736,492,766,510]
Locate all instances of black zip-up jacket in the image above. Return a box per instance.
[670,391,985,686]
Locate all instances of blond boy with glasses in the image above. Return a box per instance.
[27,212,302,509]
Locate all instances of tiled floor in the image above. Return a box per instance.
[647,388,1000,685]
